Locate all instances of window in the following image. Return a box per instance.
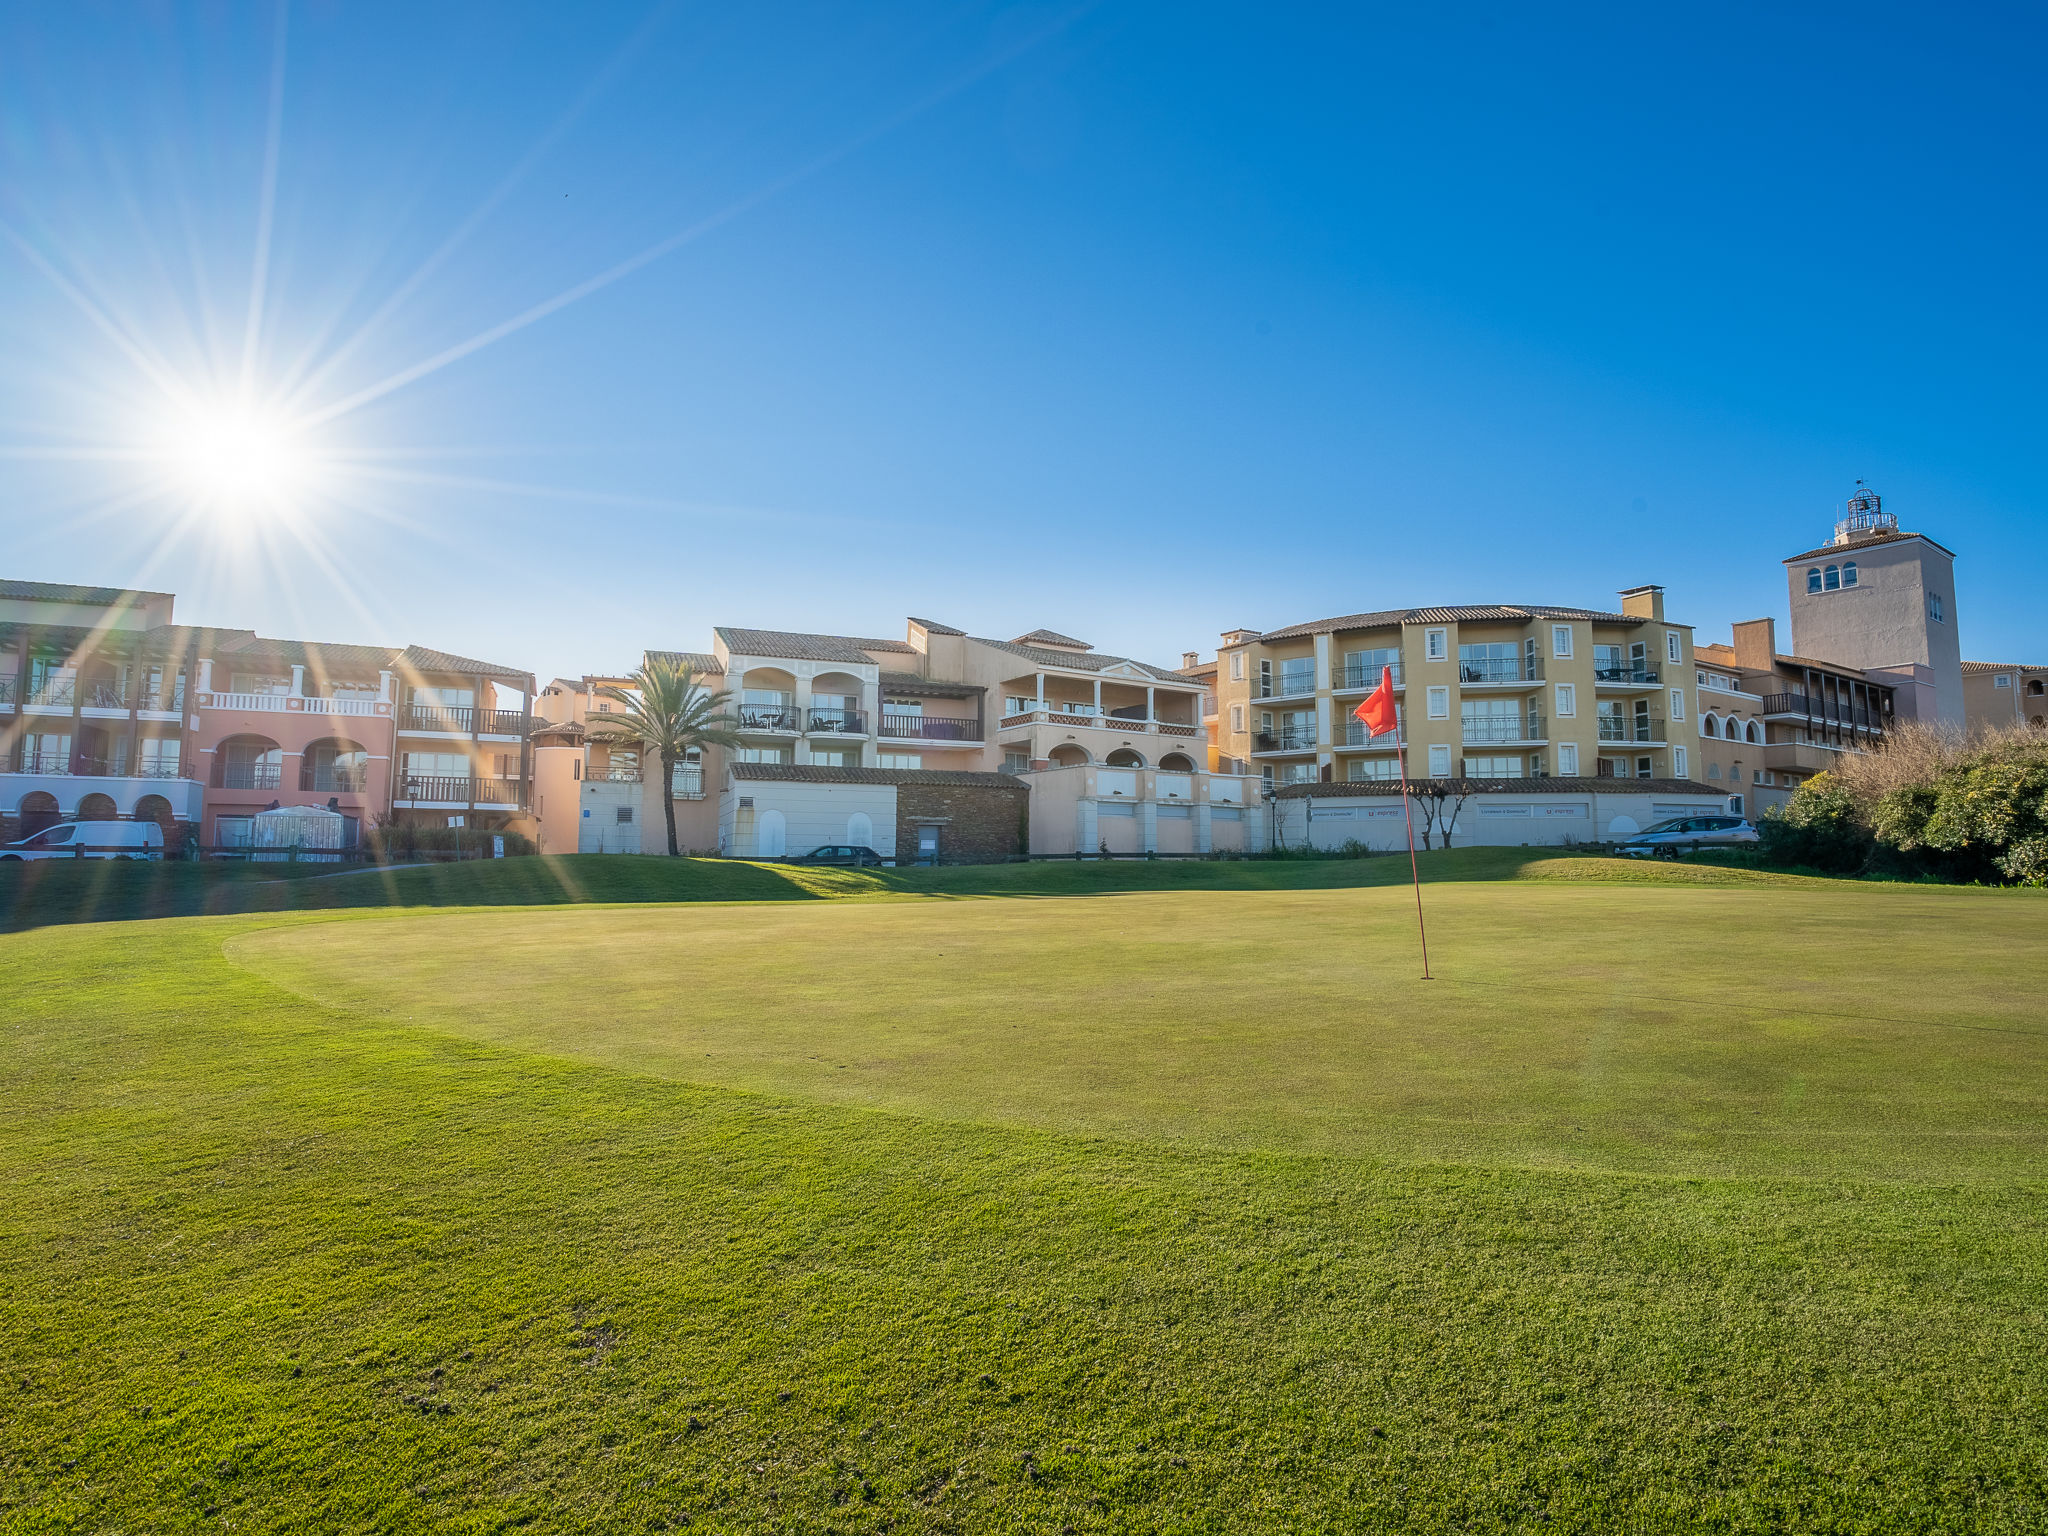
[1277,658,1315,695]
[1636,757,1653,778]
[878,752,922,769]
[1348,758,1399,781]
[1552,625,1573,658]
[1995,675,2012,688]
[1427,743,1451,777]
[1669,689,1685,722]
[1557,742,1579,776]
[1673,746,1688,777]
[404,751,471,778]
[138,738,180,775]
[1700,714,1718,739]
[1343,647,1401,686]
[1842,562,1858,587]
[1666,631,1681,663]
[811,747,859,769]
[1229,652,1245,681]
[573,760,582,781]
[214,815,253,849]
[1824,565,1840,591]
[742,687,792,707]
[1425,628,1447,661]
[1002,750,1029,772]
[1260,765,1274,791]
[1279,762,1317,785]
[1928,592,1944,622]
[446,815,466,828]
[735,746,793,764]
[616,806,633,824]
[1426,686,1449,719]
[1554,683,1576,719]
[1462,755,1522,778]
[1707,762,1722,780]
[1230,703,1244,732]
[1258,658,1272,697]
[1746,720,1762,744]
[1728,795,1744,816]
[1807,568,1823,593]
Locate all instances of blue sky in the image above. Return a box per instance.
[3,2,2042,685]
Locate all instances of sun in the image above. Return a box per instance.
[169,402,311,506]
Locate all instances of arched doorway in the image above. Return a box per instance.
[757,809,787,858]
[214,736,284,790]
[846,811,874,849]
[302,738,370,793]
[1105,747,1147,769]
[18,792,60,839]
[76,793,118,821]
[134,795,177,847]
[1048,744,1089,768]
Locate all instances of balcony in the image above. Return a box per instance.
[1461,714,1547,745]
[204,691,388,718]
[1459,657,1544,685]
[588,766,642,782]
[1333,662,1403,691]
[1340,721,1402,748]
[136,686,186,713]
[217,764,285,790]
[1257,672,1318,701]
[736,704,804,733]
[401,705,527,735]
[994,705,1192,737]
[24,680,75,708]
[394,774,527,808]
[1597,717,1667,744]
[881,713,984,741]
[670,767,705,800]
[1763,740,1846,775]
[1594,665,1661,687]
[1760,693,1887,731]
[806,708,869,736]
[1253,727,1317,754]
[301,768,370,793]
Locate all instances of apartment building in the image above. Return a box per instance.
[539,618,1265,861]
[1962,661,2048,733]
[1211,586,1702,792]
[0,578,534,849]
[1694,618,1895,814]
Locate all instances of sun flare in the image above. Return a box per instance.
[168,402,311,506]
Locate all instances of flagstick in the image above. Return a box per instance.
[1393,723,1432,980]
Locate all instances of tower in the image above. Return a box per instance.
[1782,488,1963,726]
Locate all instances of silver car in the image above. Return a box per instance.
[1615,815,1759,858]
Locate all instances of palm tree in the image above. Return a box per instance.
[586,658,741,856]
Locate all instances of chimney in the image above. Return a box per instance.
[1731,618,1777,672]
[1181,651,1200,670]
[1618,584,1665,621]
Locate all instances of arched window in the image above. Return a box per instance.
[1842,561,1857,587]
[1747,721,1763,744]
[1700,714,1720,739]
[1824,565,1840,590]
[1807,567,1823,593]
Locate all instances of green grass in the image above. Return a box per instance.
[3,861,2046,1532]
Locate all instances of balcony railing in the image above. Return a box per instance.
[17,751,73,774]
[396,774,526,805]
[1458,657,1544,684]
[218,764,284,790]
[82,684,130,709]
[880,713,983,741]
[1594,665,1661,685]
[1597,717,1667,743]
[402,705,528,734]
[736,705,804,732]
[1462,714,1547,745]
[1253,728,1317,752]
[25,680,75,707]
[1760,693,1887,731]
[806,708,868,735]
[1334,662,1403,690]
[136,686,186,712]
[302,768,370,793]
[1258,672,1318,700]
[589,766,642,782]
[670,767,705,800]
[1341,721,1402,748]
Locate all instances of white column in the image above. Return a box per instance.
[1145,684,1154,723]
[1314,633,1332,690]
[1036,672,1047,711]
[861,674,880,766]
[197,658,214,697]
[378,669,395,703]
[290,664,306,697]
[1093,677,1102,714]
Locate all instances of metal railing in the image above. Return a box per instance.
[1334,662,1403,689]
[1258,671,1318,700]
[25,680,75,707]
[17,751,73,774]
[1760,693,1886,730]
[670,768,705,799]
[1462,713,1547,744]
[1459,656,1544,684]
[0,678,10,704]
[1253,728,1317,752]
[589,766,642,782]
[302,768,370,792]
[401,705,529,735]
[395,774,525,805]
[218,764,284,790]
[1597,717,1667,743]
[806,708,867,734]
[1342,721,1401,747]
[136,686,185,712]
[736,705,804,732]
[1594,665,1660,685]
[880,714,982,740]
[82,684,129,709]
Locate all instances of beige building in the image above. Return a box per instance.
[1962,661,2048,734]
[1208,587,1701,793]
[541,619,1265,861]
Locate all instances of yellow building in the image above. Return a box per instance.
[1209,587,1701,791]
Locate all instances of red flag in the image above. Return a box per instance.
[1352,665,1399,738]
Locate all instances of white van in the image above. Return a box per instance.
[0,820,165,861]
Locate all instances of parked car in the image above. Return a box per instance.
[1615,815,1758,859]
[786,844,887,868]
[0,819,165,861]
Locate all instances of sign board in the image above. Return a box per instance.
[492,835,505,859]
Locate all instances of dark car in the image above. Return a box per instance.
[787,844,887,867]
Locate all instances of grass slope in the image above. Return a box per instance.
[0,845,1835,933]
[4,869,2046,1532]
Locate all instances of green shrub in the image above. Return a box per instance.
[367,823,537,859]
[1759,773,1871,875]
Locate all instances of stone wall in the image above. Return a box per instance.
[895,778,1028,865]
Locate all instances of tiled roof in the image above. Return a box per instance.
[730,763,1027,790]
[0,578,172,605]
[969,635,1197,683]
[1253,604,1644,643]
[1783,529,1956,563]
[907,617,965,636]
[1274,777,1723,799]
[1963,660,2043,673]
[530,717,587,740]
[714,626,917,664]
[877,670,984,699]
[644,650,725,674]
[396,644,532,684]
[1012,628,1091,649]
